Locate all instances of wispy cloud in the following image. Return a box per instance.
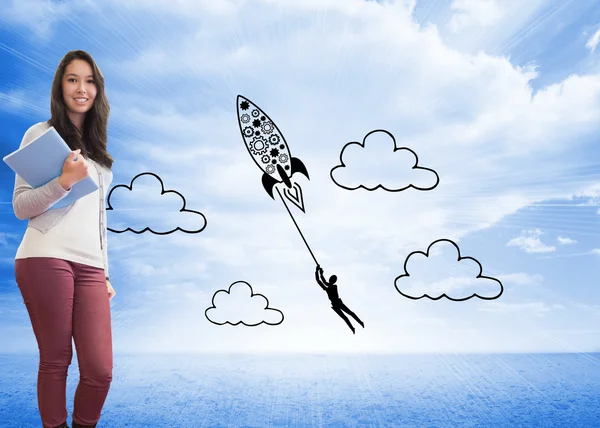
[0,90,48,117]
[0,232,22,247]
[0,0,88,40]
[448,0,504,33]
[0,234,9,247]
[572,183,600,206]
[586,28,600,52]
[557,236,577,245]
[506,229,556,253]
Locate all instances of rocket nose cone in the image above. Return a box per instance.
[237,95,252,112]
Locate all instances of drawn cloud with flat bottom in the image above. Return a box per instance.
[106,172,207,234]
[394,239,503,301]
[205,281,284,326]
[330,129,439,192]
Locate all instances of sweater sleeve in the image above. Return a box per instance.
[12,126,71,220]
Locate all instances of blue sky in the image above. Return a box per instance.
[0,0,599,354]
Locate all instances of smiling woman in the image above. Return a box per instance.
[11,50,115,428]
[64,63,97,122]
[49,51,113,169]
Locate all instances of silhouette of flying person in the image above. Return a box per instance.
[315,265,364,334]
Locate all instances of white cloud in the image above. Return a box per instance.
[0,0,92,39]
[3,0,599,353]
[586,28,600,52]
[114,0,240,17]
[0,0,54,37]
[448,0,504,33]
[572,182,600,205]
[557,236,577,245]
[507,229,556,253]
[94,0,600,352]
[575,182,600,197]
[590,249,600,255]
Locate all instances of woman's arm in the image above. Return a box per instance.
[12,127,71,220]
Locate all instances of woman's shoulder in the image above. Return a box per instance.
[25,121,51,134]
[21,121,51,145]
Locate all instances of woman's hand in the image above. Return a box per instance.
[107,279,116,301]
[59,149,89,190]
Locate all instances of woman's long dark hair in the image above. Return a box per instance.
[47,50,113,169]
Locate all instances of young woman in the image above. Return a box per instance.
[12,50,115,428]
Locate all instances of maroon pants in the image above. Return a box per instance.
[15,257,113,428]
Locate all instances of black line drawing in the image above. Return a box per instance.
[394,239,503,301]
[236,95,317,265]
[316,265,364,334]
[106,172,207,234]
[275,186,319,265]
[235,96,364,333]
[236,94,310,212]
[330,129,440,192]
[205,281,284,326]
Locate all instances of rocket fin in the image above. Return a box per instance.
[262,173,279,199]
[290,157,310,180]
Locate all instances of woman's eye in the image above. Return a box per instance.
[87,80,95,84]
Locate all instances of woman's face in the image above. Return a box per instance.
[62,59,97,117]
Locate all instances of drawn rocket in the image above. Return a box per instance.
[236,95,310,212]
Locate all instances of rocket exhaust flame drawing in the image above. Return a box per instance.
[236,95,310,213]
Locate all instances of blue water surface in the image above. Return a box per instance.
[0,353,598,427]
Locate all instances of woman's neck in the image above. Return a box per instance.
[67,111,85,132]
